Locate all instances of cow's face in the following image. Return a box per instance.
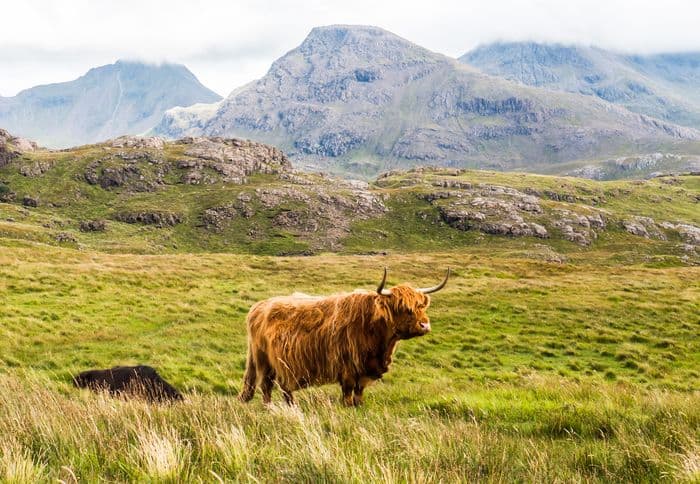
[384,286,432,339]
[374,268,449,339]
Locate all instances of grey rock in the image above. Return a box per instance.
[20,160,54,177]
[22,196,38,207]
[201,205,240,232]
[110,136,165,150]
[85,158,161,192]
[566,153,700,181]
[55,232,77,243]
[551,209,606,245]
[0,184,15,202]
[432,184,549,239]
[79,220,107,232]
[115,211,182,227]
[0,128,38,168]
[659,221,700,245]
[622,216,667,240]
[178,137,290,185]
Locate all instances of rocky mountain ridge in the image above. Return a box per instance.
[461,42,700,130]
[152,25,700,177]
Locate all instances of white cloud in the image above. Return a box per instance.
[1,0,699,96]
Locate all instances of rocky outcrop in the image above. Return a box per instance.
[551,210,606,245]
[199,178,386,250]
[22,196,39,207]
[619,216,700,250]
[84,152,167,192]
[566,154,700,181]
[19,160,54,177]
[622,216,667,240]
[295,131,366,157]
[0,183,15,202]
[661,222,700,246]
[115,211,182,227]
[0,129,38,168]
[426,184,549,239]
[416,179,614,245]
[55,232,77,243]
[110,136,165,150]
[79,220,107,232]
[440,204,548,238]
[177,137,291,185]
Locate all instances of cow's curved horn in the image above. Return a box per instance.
[418,268,451,294]
[377,267,392,296]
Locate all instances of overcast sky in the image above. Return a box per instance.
[1,0,699,97]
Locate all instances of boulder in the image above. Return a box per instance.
[79,220,107,232]
[22,196,39,207]
[115,211,182,227]
[110,136,165,150]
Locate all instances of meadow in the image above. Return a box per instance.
[1,239,698,482]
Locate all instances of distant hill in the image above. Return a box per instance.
[461,42,700,130]
[152,25,700,177]
[0,132,697,263]
[0,61,222,148]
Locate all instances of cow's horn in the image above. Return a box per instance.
[418,268,451,294]
[377,267,392,295]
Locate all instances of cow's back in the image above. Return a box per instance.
[245,294,359,388]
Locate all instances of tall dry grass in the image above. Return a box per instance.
[0,373,698,482]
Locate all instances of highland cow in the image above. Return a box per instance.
[238,268,450,406]
[73,365,183,402]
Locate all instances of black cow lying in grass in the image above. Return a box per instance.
[73,365,183,403]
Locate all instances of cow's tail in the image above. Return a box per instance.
[238,347,257,402]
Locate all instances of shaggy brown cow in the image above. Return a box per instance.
[73,365,183,402]
[238,268,450,406]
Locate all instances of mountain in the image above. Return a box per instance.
[152,25,700,177]
[0,132,698,261]
[460,42,700,130]
[0,61,222,148]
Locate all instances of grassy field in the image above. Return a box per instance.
[1,240,698,481]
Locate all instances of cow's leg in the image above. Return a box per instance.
[254,351,276,404]
[353,376,373,406]
[238,350,257,402]
[340,378,356,407]
[281,386,295,406]
[260,370,275,404]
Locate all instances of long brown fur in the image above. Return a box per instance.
[238,283,435,406]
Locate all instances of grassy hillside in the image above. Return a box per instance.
[0,138,698,265]
[0,243,698,481]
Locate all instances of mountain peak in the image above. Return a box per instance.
[292,24,443,64]
[304,24,397,42]
[155,32,700,177]
[0,60,222,148]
